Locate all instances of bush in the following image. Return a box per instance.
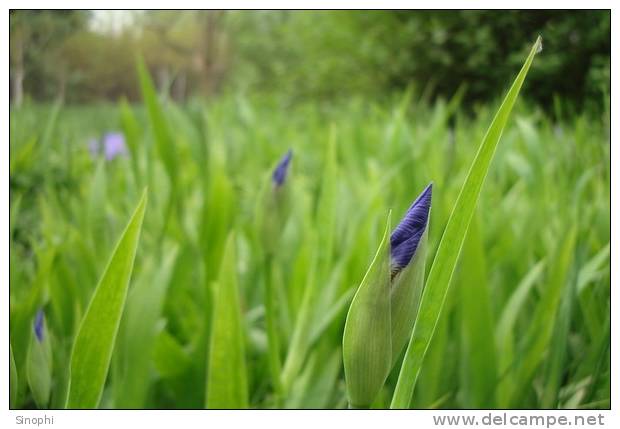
[227,10,610,111]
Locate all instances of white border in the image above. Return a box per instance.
[1,1,617,9]
[2,4,616,428]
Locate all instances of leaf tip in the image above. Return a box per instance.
[535,35,543,54]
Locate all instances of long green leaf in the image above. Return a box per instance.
[206,232,249,409]
[343,212,392,408]
[495,259,546,407]
[457,215,497,408]
[136,57,178,184]
[113,245,178,408]
[10,344,18,408]
[66,190,148,408]
[507,227,576,406]
[26,313,52,408]
[391,36,542,409]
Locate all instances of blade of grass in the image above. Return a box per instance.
[136,57,177,185]
[10,344,18,408]
[343,211,392,408]
[495,259,546,407]
[206,233,249,409]
[119,99,143,188]
[282,130,337,392]
[26,313,53,408]
[113,245,178,408]
[507,226,577,406]
[308,287,355,348]
[541,245,579,408]
[66,190,147,408]
[391,36,542,409]
[458,215,496,408]
[264,255,283,406]
[281,231,319,392]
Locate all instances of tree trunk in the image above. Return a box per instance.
[12,67,24,108]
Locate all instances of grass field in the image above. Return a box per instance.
[9,59,610,409]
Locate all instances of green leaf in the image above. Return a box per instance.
[136,57,177,184]
[496,260,546,345]
[263,255,284,405]
[343,212,392,408]
[542,247,578,408]
[281,230,319,391]
[507,226,577,406]
[26,314,52,408]
[316,126,338,280]
[206,232,249,409]
[40,100,62,151]
[66,190,148,409]
[495,259,546,407]
[119,99,143,187]
[86,159,107,251]
[113,245,178,408]
[10,344,18,408]
[153,330,191,379]
[286,348,342,409]
[457,215,497,408]
[390,227,428,364]
[391,36,542,409]
[577,243,610,293]
[308,287,355,348]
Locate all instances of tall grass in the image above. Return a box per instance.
[9,56,610,408]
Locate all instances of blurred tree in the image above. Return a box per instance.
[225,10,610,111]
[138,11,229,100]
[60,28,140,102]
[9,10,610,111]
[10,10,89,106]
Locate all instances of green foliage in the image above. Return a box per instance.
[455,215,497,409]
[66,191,147,408]
[112,245,178,408]
[26,315,53,408]
[10,11,609,112]
[137,57,178,185]
[9,48,609,409]
[227,11,609,111]
[391,36,541,408]
[389,226,428,365]
[10,345,18,408]
[343,213,392,408]
[10,10,89,101]
[206,233,249,409]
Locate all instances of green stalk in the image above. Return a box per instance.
[264,254,283,407]
[281,240,319,393]
[390,36,542,409]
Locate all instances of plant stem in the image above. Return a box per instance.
[264,254,283,407]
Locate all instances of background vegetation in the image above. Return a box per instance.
[9,10,610,410]
[10,10,610,110]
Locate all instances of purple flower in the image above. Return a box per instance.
[88,132,127,161]
[390,183,433,279]
[272,149,293,187]
[102,132,127,160]
[34,309,45,342]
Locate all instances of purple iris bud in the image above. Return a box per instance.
[390,183,433,279]
[102,132,127,161]
[272,149,293,187]
[88,132,127,161]
[34,309,45,342]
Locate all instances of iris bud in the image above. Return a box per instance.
[343,184,432,408]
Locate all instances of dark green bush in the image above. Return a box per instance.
[227,10,610,111]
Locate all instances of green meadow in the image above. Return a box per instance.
[9,40,610,409]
